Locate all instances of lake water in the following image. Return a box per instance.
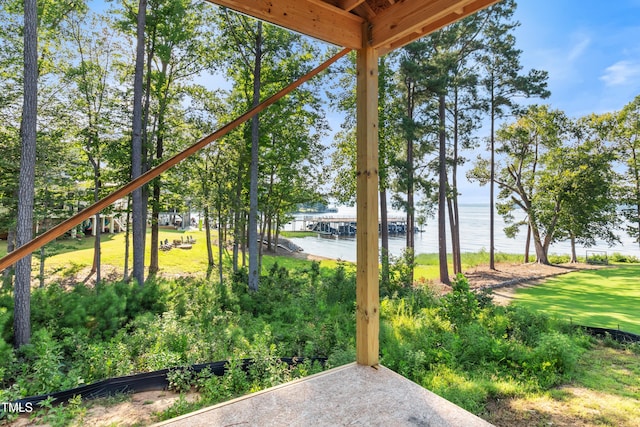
[284,205,639,262]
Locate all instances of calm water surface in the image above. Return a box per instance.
[284,205,639,262]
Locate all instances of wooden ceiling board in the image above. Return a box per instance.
[205,0,501,52]
[204,0,365,49]
[375,0,499,54]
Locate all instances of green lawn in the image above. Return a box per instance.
[0,229,340,278]
[512,265,640,335]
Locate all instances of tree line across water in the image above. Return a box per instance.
[1,0,640,349]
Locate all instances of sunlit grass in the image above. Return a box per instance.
[279,230,316,238]
[486,344,640,427]
[512,265,640,334]
[1,234,523,283]
[2,229,339,279]
[414,251,523,267]
[575,345,640,399]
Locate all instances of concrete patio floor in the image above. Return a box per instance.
[155,363,493,426]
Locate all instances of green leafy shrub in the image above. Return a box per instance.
[610,252,640,263]
[506,305,551,346]
[322,261,356,305]
[382,249,417,296]
[548,254,571,264]
[440,274,479,330]
[17,329,83,396]
[529,332,581,387]
[33,394,86,427]
[167,367,195,393]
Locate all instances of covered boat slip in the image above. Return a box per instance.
[155,363,492,427]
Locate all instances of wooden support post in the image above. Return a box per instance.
[355,24,379,367]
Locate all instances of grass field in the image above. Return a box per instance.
[0,229,342,278]
[512,265,640,335]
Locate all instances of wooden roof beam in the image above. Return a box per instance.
[205,0,364,49]
[371,0,500,55]
[333,0,367,13]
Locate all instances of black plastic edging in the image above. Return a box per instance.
[11,357,326,408]
[579,326,640,343]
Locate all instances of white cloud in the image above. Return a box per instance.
[600,60,640,86]
[567,36,590,62]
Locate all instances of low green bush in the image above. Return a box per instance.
[610,252,640,263]
[0,264,593,421]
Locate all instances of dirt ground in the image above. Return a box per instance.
[9,390,200,427]
[462,261,605,303]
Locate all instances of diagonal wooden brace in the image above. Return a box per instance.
[0,48,351,273]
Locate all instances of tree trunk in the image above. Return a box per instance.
[2,229,15,288]
[447,198,461,274]
[405,82,415,286]
[204,205,214,266]
[123,197,132,282]
[92,165,102,283]
[38,247,45,288]
[570,234,577,263]
[247,21,262,292]
[524,223,531,263]
[232,162,242,273]
[149,181,160,276]
[217,206,224,284]
[489,84,496,270]
[131,0,147,287]
[14,0,38,348]
[450,89,461,275]
[274,213,281,256]
[93,213,101,283]
[438,94,450,285]
[530,221,550,265]
[380,188,390,286]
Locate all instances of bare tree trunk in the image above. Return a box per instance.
[14,0,38,348]
[232,164,242,273]
[149,178,161,276]
[438,94,450,285]
[530,223,550,265]
[217,208,224,284]
[274,213,281,256]
[447,198,461,274]
[380,188,390,286]
[38,247,44,288]
[93,213,101,283]
[247,21,263,292]
[241,212,247,268]
[123,197,132,281]
[570,234,577,263]
[524,223,531,263]
[405,82,415,286]
[204,205,214,266]
[449,90,462,275]
[92,164,102,283]
[2,229,15,288]
[489,87,496,271]
[131,0,147,286]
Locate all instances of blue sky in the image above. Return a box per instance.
[456,0,640,202]
[513,0,640,117]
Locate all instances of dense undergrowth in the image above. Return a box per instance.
[0,259,604,424]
